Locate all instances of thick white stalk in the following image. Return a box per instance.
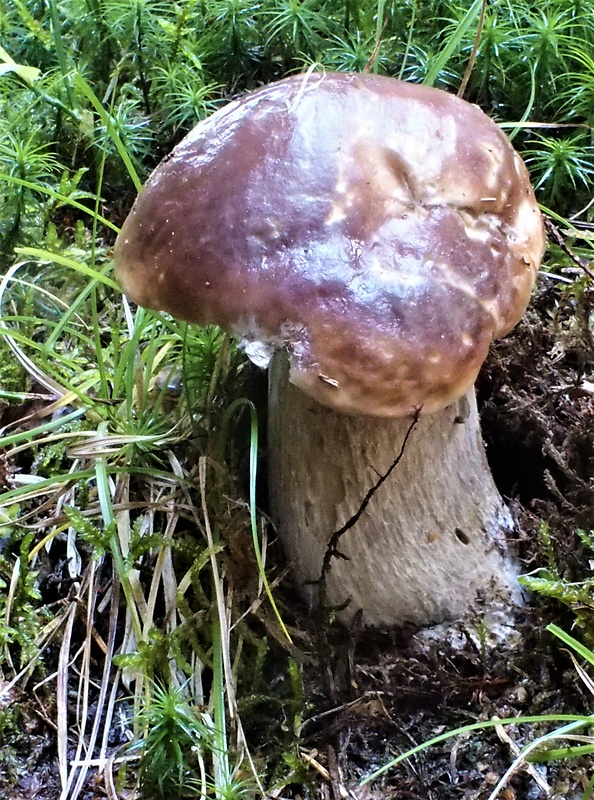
[268,355,521,628]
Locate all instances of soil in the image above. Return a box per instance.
[1,261,593,799]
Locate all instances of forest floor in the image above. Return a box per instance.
[2,261,593,800]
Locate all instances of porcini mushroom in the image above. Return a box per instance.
[114,71,546,629]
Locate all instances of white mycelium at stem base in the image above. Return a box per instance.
[114,71,546,628]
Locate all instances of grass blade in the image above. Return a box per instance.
[547,623,594,668]
[423,0,482,87]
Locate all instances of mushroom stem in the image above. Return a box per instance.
[268,354,521,628]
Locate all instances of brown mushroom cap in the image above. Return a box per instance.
[114,71,545,417]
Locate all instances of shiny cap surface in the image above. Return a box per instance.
[114,72,545,417]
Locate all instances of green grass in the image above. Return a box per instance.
[1,0,594,797]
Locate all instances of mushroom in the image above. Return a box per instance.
[114,71,546,629]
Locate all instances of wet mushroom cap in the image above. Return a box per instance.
[114,71,546,417]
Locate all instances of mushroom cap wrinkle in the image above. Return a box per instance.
[114,71,545,418]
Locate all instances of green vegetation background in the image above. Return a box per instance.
[1,1,594,798]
